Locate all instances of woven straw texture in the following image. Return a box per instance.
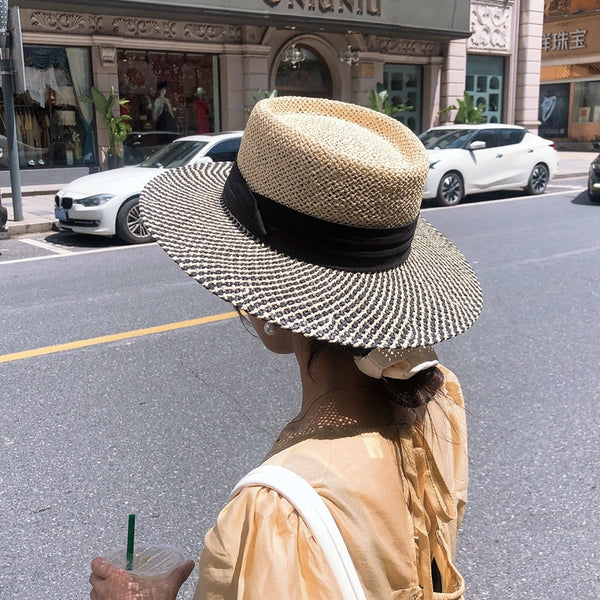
[140,108,482,347]
[238,97,428,228]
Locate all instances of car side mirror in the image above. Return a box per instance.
[468,140,486,150]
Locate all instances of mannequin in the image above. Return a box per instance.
[153,81,177,132]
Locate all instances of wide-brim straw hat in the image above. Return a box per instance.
[140,96,482,349]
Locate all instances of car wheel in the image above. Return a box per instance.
[436,171,464,206]
[115,196,153,244]
[526,163,549,195]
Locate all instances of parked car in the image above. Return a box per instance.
[123,131,181,165]
[419,124,559,206]
[588,141,600,202]
[54,131,243,244]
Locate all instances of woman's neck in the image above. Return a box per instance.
[289,337,390,431]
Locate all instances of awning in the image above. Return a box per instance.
[21,0,472,40]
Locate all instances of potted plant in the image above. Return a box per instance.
[82,86,132,169]
[368,84,412,117]
[438,91,486,124]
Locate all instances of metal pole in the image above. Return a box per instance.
[0,0,22,221]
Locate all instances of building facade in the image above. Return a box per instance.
[2,0,543,183]
[541,0,600,144]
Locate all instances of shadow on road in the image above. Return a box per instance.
[571,191,599,206]
[43,231,128,248]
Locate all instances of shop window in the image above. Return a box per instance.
[118,50,215,135]
[275,47,332,99]
[572,80,600,123]
[0,46,94,169]
[383,64,422,133]
[466,55,505,123]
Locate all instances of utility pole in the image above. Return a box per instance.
[0,0,23,222]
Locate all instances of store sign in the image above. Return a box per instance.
[262,0,381,15]
[120,0,470,37]
[542,15,600,57]
[542,29,586,52]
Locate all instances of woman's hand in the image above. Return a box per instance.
[89,556,195,600]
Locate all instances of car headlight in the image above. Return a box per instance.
[75,193,115,207]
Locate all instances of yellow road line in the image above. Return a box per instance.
[0,311,238,364]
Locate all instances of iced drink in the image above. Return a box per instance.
[103,544,186,580]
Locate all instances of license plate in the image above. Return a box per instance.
[55,207,67,221]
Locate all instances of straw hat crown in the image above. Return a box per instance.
[237,96,429,228]
[139,96,482,349]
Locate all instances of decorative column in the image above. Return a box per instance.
[440,39,467,124]
[468,0,515,122]
[515,0,544,131]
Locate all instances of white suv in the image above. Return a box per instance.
[419,124,558,206]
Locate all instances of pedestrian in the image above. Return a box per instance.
[89,96,482,600]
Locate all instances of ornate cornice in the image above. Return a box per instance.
[469,1,513,51]
[367,37,441,56]
[30,11,101,32]
[26,10,241,43]
[184,24,242,43]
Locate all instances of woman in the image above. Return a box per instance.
[90,97,482,600]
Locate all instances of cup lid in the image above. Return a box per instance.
[103,544,186,576]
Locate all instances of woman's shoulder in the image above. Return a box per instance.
[437,364,465,408]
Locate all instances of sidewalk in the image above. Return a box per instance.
[0,151,596,237]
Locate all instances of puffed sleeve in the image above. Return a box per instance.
[195,486,339,600]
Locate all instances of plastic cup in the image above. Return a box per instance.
[103,544,187,581]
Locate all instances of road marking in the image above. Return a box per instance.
[0,242,155,265]
[422,188,585,212]
[515,245,600,265]
[20,238,74,255]
[548,183,587,190]
[0,311,239,363]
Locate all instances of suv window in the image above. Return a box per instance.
[472,130,498,149]
[206,138,241,162]
[497,128,525,146]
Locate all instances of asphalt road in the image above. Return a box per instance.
[1,178,598,599]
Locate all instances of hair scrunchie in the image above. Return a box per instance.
[354,347,439,380]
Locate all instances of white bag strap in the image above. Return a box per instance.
[231,465,367,600]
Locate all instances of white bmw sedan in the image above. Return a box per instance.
[54,131,243,243]
[419,124,559,206]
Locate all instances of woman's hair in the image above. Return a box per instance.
[307,338,444,410]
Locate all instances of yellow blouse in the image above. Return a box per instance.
[196,367,468,600]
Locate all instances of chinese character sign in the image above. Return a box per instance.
[542,28,587,52]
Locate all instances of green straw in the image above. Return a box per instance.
[126,513,135,571]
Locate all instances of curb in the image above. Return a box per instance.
[5,220,54,235]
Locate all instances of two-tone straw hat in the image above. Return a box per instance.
[140,96,482,349]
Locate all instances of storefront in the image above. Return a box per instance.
[1,0,543,184]
[541,4,600,143]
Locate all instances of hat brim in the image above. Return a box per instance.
[140,162,482,349]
